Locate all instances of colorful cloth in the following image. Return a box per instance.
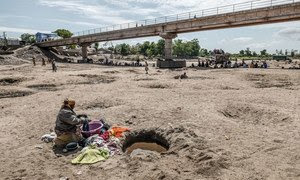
[110,127,130,138]
[85,134,104,147]
[71,145,109,164]
[100,131,110,141]
[84,134,122,156]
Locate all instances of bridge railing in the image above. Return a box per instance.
[47,0,299,41]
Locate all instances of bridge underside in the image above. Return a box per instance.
[37,2,300,67]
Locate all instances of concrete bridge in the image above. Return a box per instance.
[37,0,300,66]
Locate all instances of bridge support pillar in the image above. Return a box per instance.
[160,33,177,60]
[158,32,185,68]
[81,43,91,61]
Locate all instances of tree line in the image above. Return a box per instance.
[109,39,206,58]
[19,28,299,58]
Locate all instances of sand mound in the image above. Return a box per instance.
[219,103,291,125]
[80,99,121,110]
[102,70,120,74]
[134,77,156,81]
[0,90,34,99]
[0,55,29,65]
[75,74,116,84]
[141,83,170,89]
[14,46,48,61]
[125,69,142,74]
[245,73,293,88]
[27,84,58,91]
[0,77,24,86]
[121,127,229,179]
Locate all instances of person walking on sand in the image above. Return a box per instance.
[145,61,149,74]
[33,57,36,66]
[42,58,46,66]
[52,59,57,72]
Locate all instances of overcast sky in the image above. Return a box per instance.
[0,0,299,53]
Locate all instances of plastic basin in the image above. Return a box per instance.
[81,121,103,138]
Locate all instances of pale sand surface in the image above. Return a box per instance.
[0,58,299,179]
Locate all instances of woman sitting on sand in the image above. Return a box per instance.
[54,98,88,148]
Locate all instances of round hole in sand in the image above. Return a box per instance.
[122,129,170,154]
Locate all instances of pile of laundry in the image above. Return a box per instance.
[41,119,130,165]
[72,126,130,164]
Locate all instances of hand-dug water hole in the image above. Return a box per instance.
[125,142,167,154]
[122,129,170,154]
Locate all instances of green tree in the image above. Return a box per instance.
[291,50,295,57]
[68,44,76,49]
[173,39,185,57]
[108,45,114,53]
[20,33,36,44]
[200,48,209,57]
[156,39,165,56]
[260,49,267,56]
[173,39,200,57]
[130,45,138,55]
[115,43,130,56]
[138,41,150,56]
[188,39,200,56]
[54,29,73,39]
[252,51,257,57]
[146,42,158,57]
[245,48,252,56]
[94,42,99,51]
[239,50,245,56]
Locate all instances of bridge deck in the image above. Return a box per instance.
[37,0,300,47]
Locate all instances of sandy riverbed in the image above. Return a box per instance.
[0,58,299,180]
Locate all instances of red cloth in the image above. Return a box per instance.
[100,131,110,141]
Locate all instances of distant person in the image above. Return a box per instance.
[242,59,245,66]
[180,72,188,79]
[201,61,205,67]
[233,61,238,68]
[42,58,46,66]
[52,60,57,72]
[205,61,209,68]
[254,62,258,68]
[263,61,268,68]
[197,59,201,67]
[250,61,254,68]
[33,58,36,66]
[145,61,149,74]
